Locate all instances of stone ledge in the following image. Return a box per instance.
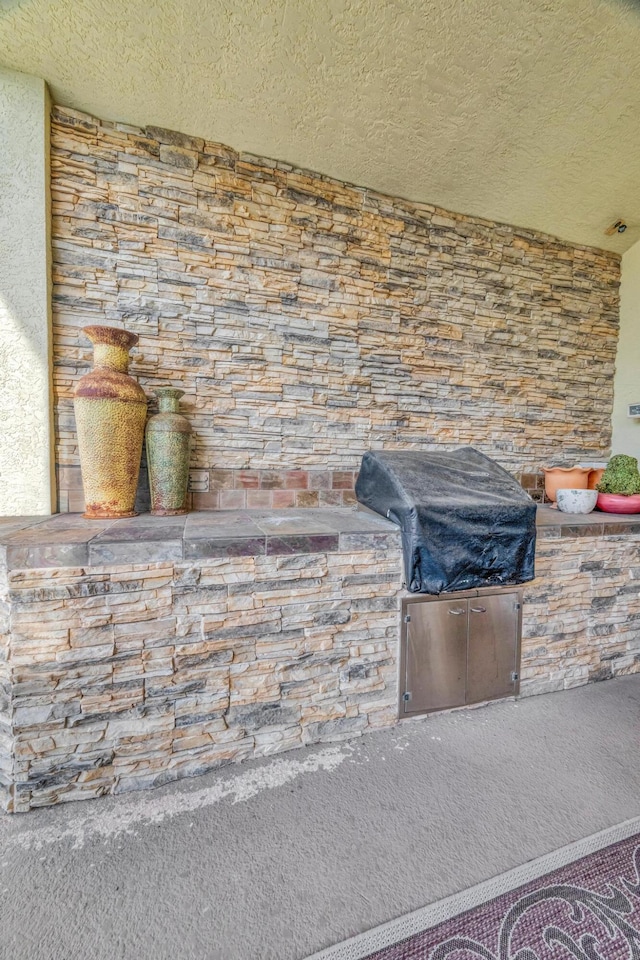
[3,506,640,571]
[0,508,400,570]
[536,505,640,538]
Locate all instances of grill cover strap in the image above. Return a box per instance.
[355,447,536,594]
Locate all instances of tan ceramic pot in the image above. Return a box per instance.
[74,326,148,519]
[542,466,591,503]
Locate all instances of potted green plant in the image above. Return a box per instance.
[596,455,640,513]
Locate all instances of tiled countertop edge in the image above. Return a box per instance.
[2,506,640,570]
[535,504,640,538]
[0,533,403,569]
[0,509,401,570]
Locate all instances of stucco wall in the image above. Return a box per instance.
[611,239,640,460]
[50,106,620,505]
[0,68,54,515]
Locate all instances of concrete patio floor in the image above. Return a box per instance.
[1,675,639,960]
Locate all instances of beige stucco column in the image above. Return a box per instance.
[0,67,55,515]
[611,239,640,460]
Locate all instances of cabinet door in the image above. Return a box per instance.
[467,592,519,705]
[404,599,467,713]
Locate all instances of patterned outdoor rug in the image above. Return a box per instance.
[308,817,640,960]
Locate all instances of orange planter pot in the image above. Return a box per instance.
[542,466,591,503]
[588,468,606,490]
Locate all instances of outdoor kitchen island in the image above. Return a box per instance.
[1,505,639,812]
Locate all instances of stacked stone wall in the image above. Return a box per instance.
[50,107,620,511]
[4,548,402,811]
[1,528,640,810]
[0,563,11,810]
[521,534,640,694]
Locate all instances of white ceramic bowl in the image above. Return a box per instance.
[556,488,598,514]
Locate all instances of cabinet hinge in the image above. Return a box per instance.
[402,692,412,702]
[403,615,411,624]
[511,672,519,682]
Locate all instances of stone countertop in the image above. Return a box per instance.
[1,505,639,570]
[535,504,640,538]
[0,508,400,569]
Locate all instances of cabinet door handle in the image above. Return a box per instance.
[470,606,487,614]
[448,608,465,616]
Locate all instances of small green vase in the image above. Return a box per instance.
[145,388,192,516]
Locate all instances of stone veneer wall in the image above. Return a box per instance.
[3,548,401,811]
[50,106,620,512]
[520,534,640,693]
[1,528,640,811]
[0,562,11,810]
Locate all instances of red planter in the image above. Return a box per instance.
[596,493,640,514]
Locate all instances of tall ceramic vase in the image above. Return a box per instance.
[74,326,148,519]
[145,388,192,516]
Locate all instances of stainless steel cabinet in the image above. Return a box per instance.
[404,596,467,712]
[400,588,521,717]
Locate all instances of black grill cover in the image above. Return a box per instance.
[355,447,536,594]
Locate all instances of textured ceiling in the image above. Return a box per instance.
[1,0,639,252]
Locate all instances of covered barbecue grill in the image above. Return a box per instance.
[355,447,536,594]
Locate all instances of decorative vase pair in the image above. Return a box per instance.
[74,326,191,518]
